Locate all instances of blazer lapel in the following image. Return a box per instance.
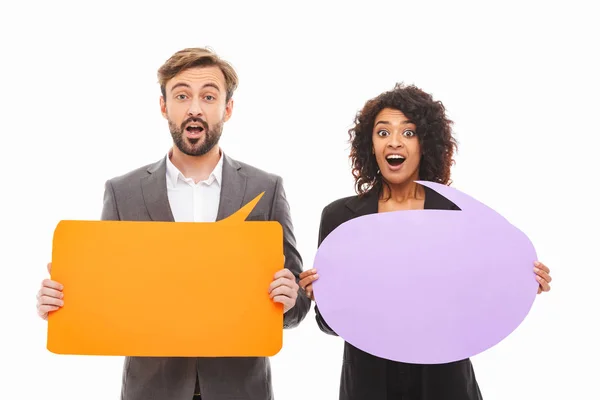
[141,157,175,222]
[216,153,247,221]
[344,184,456,215]
[345,189,379,217]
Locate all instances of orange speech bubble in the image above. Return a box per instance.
[47,192,284,357]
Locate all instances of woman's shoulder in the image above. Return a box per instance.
[321,195,356,215]
[320,190,377,222]
[320,190,374,217]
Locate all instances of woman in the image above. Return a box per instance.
[299,83,552,400]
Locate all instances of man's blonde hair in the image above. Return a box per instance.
[157,47,239,102]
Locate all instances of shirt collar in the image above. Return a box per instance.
[165,148,224,187]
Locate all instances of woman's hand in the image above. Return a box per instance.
[534,261,552,294]
[299,268,319,301]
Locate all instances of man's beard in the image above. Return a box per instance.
[169,116,223,157]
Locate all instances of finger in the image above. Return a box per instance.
[299,268,317,279]
[273,268,294,280]
[38,305,60,316]
[536,275,551,292]
[39,295,64,307]
[42,279,64,291]
[299,274,319,290]
[40,287,64,300]
[272,295,295,307]
[47,262,52,274]
[269,276,297,293]
[534,261,550,274]
[269,285,297,299]
[537,286,542,294]
[305,288,314,300]
[534,268,552,283]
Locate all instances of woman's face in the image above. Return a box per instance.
[372,107,421,186]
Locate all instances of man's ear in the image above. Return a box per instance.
[223,98,234,122]
[160,96,167,119]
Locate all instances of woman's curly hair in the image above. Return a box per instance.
[348,82,458,197]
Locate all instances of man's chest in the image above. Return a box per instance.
[167,183,221,223]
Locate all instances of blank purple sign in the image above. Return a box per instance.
[312,181,538,364]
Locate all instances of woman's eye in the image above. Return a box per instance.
[378,130,389,137]
[404,129,415,137]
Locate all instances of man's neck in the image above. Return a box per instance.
[169,145,221,183]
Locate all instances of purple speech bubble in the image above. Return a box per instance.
[312,181,538,364]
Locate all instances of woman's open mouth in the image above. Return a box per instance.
[385,154,406,169]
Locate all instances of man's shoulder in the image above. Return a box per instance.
[234,158,281,186]
[105,158,162,188]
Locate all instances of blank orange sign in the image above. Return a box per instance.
[47,193,284,357]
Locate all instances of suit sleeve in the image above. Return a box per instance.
[100,180,121,221]
[270,176,311,329]
[313,205,339,336]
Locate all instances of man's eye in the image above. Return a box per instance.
[205,95,215,101]
[176,94,187,100]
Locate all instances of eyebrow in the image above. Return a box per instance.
[375,119,414,127]
[170,82,221,92]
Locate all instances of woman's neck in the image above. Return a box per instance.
[378,180,425,212]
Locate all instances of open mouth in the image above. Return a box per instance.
[385,154,406,167]
[185,124,205,135]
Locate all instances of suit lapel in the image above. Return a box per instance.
[141,157,175,222]
[216,153,247,221]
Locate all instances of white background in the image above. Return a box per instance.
[1,1,598,399]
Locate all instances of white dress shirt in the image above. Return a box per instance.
[165,151,223,223]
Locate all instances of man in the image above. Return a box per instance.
[36,47,311,400]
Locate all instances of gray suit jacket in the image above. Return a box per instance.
[100,153,311,400]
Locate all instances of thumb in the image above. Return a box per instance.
[47,262,52,274]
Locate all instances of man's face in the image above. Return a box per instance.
[160,66,233,156]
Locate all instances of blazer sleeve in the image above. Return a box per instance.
[270,176,311,329]
[313,204,339,336]
[100,180,121,221]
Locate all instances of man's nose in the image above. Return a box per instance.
[187,98,203,117]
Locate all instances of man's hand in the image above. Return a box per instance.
[36,262,64,320]
[268,266,299,314]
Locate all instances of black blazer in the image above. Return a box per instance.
[315,186,483,400]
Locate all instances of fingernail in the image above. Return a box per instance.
[60,293,64,298]
[59,300,64,306]
[536,276,542,281]
[534,267,539,273]
[534,261,540,266]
